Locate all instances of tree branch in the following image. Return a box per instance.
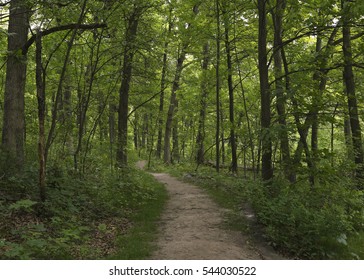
[22,23,107,54]
[127,87,168,118]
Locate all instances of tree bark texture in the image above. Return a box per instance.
[215,0,221,172]
[157,11,172,159]
[2,0,29,172]
[117,10,140,166]
[258,0,273,182]
[163,50,186,163]
[196,43,210,165]
[223,11,237,174]
[342,0,364,182]
[36,31,46,202]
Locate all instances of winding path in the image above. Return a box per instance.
[137,161,282,260]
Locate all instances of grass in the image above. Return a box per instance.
[347,232,364,259]
[110,174,167,259]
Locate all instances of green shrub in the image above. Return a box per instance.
[247,176,364,259]
[1,163,167,260]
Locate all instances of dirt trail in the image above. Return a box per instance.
[137,161,282,260]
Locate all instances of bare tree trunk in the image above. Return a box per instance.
[172,119,180,163]
[331,103,338,167]
[133,112,139,150]
[223,8,237,174]
[141,113,148,149]
[2,0,29,173]
[342,0,364,184]
[196,43,210,164]
[164,49,186,164]
[117,10,140,166]
[344,112,352,157]
[220,104,225,165]
[258,0,273,182]
[157,8,172,159]
[35,31,46,202]
[61,75,74,157]
[109,102,116,171]
[271,0,293,181]
[215,0,221,172]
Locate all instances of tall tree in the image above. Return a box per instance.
[222,3,237,174]
[215,0,221,172]
[271,0,292,181]
[258,0,273,182]
[156,5,172,159]
[35,31,46,202]
[163,47,186,163]
[163,3,199,164]
[342,0,364,184]
[2,0,30,172]
[196,43,210,165]
[117,6,141,166]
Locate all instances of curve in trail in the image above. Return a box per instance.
[147,169,280,260]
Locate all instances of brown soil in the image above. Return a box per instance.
[137,161,283,260]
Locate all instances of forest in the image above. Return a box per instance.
[1,0,364,260]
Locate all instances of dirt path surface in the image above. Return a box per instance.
[137,161,282,260]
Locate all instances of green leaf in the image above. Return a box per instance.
[9,199,37,211]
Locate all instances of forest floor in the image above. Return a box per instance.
[136,160,283,260]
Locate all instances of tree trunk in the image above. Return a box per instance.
[172,120,180,163]
[35,31,46,202]
[109,102,116,170]
[258,0,273,182]
[156,9,172,159]
[141,113,148,149]
[2,0,29,173]
[215,0,221,172]
[271,0,293,181]
[342,0,364,183]
[163,49,186,164]
[117,10,140,166]
[133,112,139,150]
[344,112,352,157]
[223,9,237,174]
[196,43,210,165]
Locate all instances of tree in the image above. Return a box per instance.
[271,0,292,181]
[215,0,221,172]
[163,3,199,164]
[196,43,210,165]
[156,4,172,159]
[117,6,142,166]
[222,2,237,174]
[163,46,186,164]
[2,0,30,173]
[342,0,364,185]
[258,0,273,182]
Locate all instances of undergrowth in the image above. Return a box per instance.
[163,162,364,260]
[0,163,167,259]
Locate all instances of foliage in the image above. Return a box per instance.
[247,172,364,259]
[0,165,167,260]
